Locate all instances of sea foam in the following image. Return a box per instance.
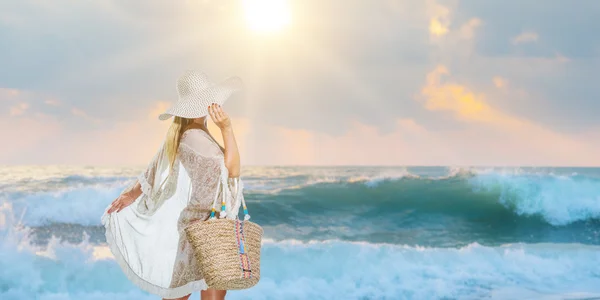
[469,171,600,225]
[3,167,600,229]
[2,202,600,300]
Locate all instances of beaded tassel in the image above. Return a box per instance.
[219,200,227,218]
[219,163,229,219]
[243,205,251,221]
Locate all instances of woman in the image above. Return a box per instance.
[101,70,246,300]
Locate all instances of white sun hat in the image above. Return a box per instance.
[158,70,243,121]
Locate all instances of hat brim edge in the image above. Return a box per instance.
[157,76,242,121]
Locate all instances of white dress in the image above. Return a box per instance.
[101,128,244,299]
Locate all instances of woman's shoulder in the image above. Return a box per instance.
[179,128,223,157]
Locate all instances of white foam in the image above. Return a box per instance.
[6,185,126,226]
[241,240,600,299]
[469,172,600,225]
[6,167,600,228]
[348,168,419,188]
[1,200,599,300]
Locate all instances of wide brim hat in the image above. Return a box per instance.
[158,70,243,121]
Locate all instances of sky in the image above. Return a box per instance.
[1,0,599,166]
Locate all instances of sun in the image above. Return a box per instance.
[242,0,291,33]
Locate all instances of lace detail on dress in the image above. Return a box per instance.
[139,143,164,192]
[177,131,244,220]
[167,131,227,289]
[178,143,223,210]
[137,172,152,196]
[166,129,246,288]
[134,141,181,215]
[169,225,206,288]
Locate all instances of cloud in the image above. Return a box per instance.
[417,66,600,165]
[9,102,29,116]
[0,110,170,166]
[242,118,446,166]
[493,76,508,89]
[1,0,600,166]
[425,2,482,42]
[421,65,519,126]
[430,19,449,37]
[425,1,482,58]
[459,18,483,40]
[0,113,62,161]
[44,99,61,106]
[70,108,89,117]
[0,88,20,99]
[427,0,451,37]
[233,115,600,166]
[512,31,539,44]
[2,99,599,166]
[148,101,171,119]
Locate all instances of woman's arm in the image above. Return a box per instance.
[107,180,143,213]
[107,141,165,214]
[209,103,241,177]
[126,181,144,199]
[220,126,241,177]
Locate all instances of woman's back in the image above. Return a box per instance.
[168,127,243,288]
[175,128,237,227]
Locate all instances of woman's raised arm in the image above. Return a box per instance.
[208,103,241,177]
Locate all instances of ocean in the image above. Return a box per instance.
[1,165,599,299]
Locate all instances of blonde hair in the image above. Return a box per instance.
[165,116,192,173]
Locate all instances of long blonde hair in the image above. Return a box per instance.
[165,116,192,173]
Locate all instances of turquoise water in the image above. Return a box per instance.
[1,166,599,299]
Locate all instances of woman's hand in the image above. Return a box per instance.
[107,192,136,213]
[208,103,232,130]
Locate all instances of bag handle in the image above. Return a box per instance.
[209,173,251,221]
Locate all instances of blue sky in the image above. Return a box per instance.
[1,0,599,166]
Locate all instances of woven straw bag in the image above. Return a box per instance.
[184,182,263,290]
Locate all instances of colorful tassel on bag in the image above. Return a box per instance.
[243,206,251,220]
